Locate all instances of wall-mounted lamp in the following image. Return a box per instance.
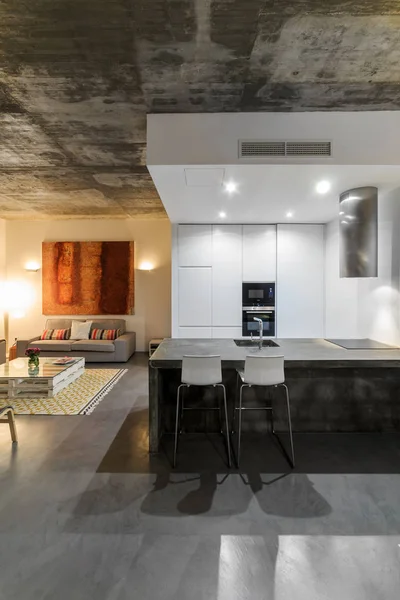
[138,261,154,272]
[24,261,41,272]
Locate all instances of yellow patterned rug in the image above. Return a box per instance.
[0,369,127,415]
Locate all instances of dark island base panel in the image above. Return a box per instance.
[149,366,400,452]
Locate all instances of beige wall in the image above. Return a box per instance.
[0,219,6,338]
[5,219,171,351]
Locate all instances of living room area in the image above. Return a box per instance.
[0,217,171,412]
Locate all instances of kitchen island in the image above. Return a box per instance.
[149,338,400,452]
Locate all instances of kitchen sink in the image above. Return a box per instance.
[234,339,279,348]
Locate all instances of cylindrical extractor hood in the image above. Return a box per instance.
[339,186,378,278]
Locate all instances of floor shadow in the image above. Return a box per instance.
[98,409,400,475]
[244,471,332,518]
[59,409,400,536]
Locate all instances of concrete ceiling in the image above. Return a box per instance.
[1,0,400,219]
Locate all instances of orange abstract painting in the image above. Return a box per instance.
[42,242,135,315]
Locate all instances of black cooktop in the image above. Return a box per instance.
[325,338,398,350]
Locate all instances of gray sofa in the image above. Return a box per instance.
[0,339,5,365]
[16,319,136,363]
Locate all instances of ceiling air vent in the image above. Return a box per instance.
[286,141,331,156]
[239,140,332,159]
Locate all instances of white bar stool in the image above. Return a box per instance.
[233,355,295,468]
[173,355,232,468]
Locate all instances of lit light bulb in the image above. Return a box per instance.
[11,310,25,319]
[139,261,154,271]
[24,261,40,272]
[224,182,237,193]
[286,211,294,218]
[316,180,331,194]
[219,211,226,218]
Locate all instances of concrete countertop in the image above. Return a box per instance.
[150,338,400,369]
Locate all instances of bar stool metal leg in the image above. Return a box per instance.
[237,383,250,467]
[173,384,185,468]
[173,383,232,468]
[272,384,295,468]
[232,372,239,435]
[282,384,295,467]
[216,383,232,467]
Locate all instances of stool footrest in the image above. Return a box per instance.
[234,406,272,411]
[183,406,221,411]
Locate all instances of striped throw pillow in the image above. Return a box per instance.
[90,328,121,341]
[41,329,70,340]
[41,329,53,340]
[51,329,70,340]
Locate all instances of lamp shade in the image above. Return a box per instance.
[0,281,34,311]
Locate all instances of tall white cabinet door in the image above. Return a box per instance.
[277,224,324,338]
[178,225,212,266]
[212,225,242,327]
[178,267,212,327]
[243,225,277,281]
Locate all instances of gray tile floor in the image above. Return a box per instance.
[1,354,400,599]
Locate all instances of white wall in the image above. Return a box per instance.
[0,219,6,339]
[325,189,400,345]
[4,219,172,351]
[357,189,400,345]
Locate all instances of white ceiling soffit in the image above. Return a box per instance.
[148,163,400,224]
[147,112,400,166]
[185,168,225,186]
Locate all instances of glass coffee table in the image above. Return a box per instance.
[0,357,85,399]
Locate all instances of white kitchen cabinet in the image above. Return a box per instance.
[178,225,212,266]
[243,225,277,282]
[178,267,212,327]
[212,327,242,339]
[212,225,242,327]
[277,224,324,338]
[178,327,212,338]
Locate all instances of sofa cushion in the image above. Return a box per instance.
[90,319,126,334]
[90,328,121,340]
[45,319,126,335]
[32,340,73,352]
[45,319,75,330]
[70,320,92,340]
[41,328,70,340]
[71,340,115,353]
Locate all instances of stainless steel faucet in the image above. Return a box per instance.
[253,317,263,343]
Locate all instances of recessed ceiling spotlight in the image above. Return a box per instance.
[316,180,331,194]
[224,181,237,193]
[219,211,226,218]
[286,211,294,218]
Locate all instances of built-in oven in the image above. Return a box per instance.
[242,307,276,337]
[242,282,275,308]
